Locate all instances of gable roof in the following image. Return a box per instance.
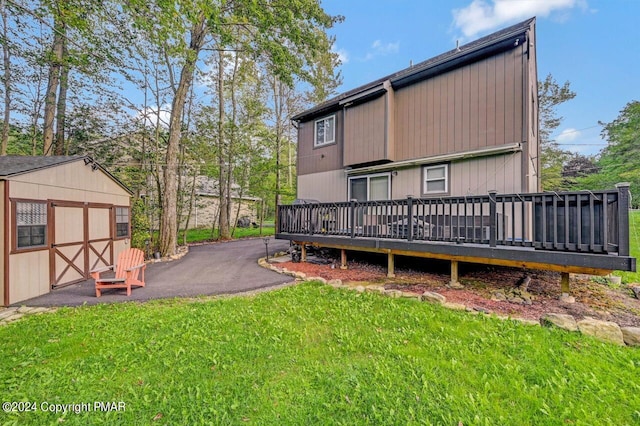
[293,17,535,122]
[0,155,133,195]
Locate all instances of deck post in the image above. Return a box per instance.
[301,244,307,262]
[559,272,575,303]
[407,196,414,242]
[387,252,395,278]
[340,249,348,270]
[449,260,462,288]
[615,182,631,256]
[489,190,497,247]
[349,199,356,239]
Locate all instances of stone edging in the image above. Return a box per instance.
[0,306,58,326]
[259,255,640,347]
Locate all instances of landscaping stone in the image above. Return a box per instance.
[442,302,467,311]
[421,291,446,304]
[354,286,366,293]
[294,271,307,280]
[365,286,385,294]
[307,276,327,284]
[448,282,465,290]
[30,307,50,314]
[621,327,640,346]
[17,306,35,314]
[0,307,19,320]
[540,313,578,331]
[327,279,343,288]
[384,289,403,298]
[577,317,624,345]
[630,286,640,300]
[559,293,576,304]
[401,292,420,299]
[3,313,24,323]
[513,318,540,326]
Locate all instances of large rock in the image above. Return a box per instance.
[327,279,343,288]
[540,313,578,332]
[384,289,403,298]
[421,291,446,304]
[577,317,624,345]
[621,327,640,346]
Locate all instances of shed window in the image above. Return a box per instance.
[115,207,130,238]
[16,202,47,248]
[423,164,449,194]
[314,115,335,147]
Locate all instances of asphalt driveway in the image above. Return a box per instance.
[18,238,292,307]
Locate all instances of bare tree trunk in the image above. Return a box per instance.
[182,169,197,246]
[54,40,69,155]
[1,0,10,156]
[43,16,65,156]
[159,16,207,256]
[217,51,231,239]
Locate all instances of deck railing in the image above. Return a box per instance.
[277,184,631,255]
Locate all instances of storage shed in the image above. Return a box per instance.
[1,156,132,306]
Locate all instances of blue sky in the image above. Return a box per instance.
[321,0,639,156]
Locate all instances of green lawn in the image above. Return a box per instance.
[1,283,639,425]
[174,224,275,244]
[615,210,640,283]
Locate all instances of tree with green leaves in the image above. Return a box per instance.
[126,0,341,255]
[574,101,640,206]
[538,73,576,190]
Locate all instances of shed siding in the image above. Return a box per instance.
[8,160,129,205]
[5,160,131,305]
[343,95,387,166]
[393,47,525,162]
[9,251,49,304]
[297,170,347,202]
[297,111,343,176]
[0,181,4,305]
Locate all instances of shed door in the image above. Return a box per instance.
[50,202,114,288]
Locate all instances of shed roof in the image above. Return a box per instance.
[0,155,133,195]
[292,17,535,121]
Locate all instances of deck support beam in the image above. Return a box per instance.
[559,272,575,303]
[301,244,307,262]
[449,260,463,288]
[387,252,395,278]
[340,249,347,270]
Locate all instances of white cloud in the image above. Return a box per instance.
[361,40,400,61]
[556,127,581,143]
[331,44,349,64]
[371,40,400,55]
[137,105,171,129]
[452,0,586,38]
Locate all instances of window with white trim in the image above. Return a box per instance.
[16,201,47,249]
[314,115,335,147]
[115,207,130,238]
[423,164,448,194]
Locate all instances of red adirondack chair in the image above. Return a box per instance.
[91,248,146,297]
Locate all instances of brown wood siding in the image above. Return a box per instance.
[394,47,526,162]
[297,170,347,202]
[1,181,6,306]
[343,95,387,166]
[297,111,343,176]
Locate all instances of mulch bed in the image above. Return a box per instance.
[277,253,640,327]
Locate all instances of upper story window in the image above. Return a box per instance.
[423,164,449,195]
[314,115,335,147]
[16,201,47,249]
[115,206,130,238]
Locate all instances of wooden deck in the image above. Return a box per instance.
[276,185,636,276]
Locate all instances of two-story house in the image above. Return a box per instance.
[293,18,538,204]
